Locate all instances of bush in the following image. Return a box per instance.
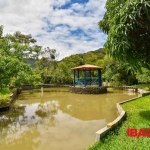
[0,88,11,108]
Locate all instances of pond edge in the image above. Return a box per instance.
[0,89,18,112]
[95,88,150,141]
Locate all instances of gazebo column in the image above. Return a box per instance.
[73,70,76,87]
[84,69,86,87]
[89,70,91,85]
[77,69,79,83]
[98,69,102,87]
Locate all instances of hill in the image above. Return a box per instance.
[60,48,106,68]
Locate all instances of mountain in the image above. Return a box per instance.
[60,48,106,67]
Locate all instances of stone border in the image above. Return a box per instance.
[106,86,138,92]
[69,86,107,94]
[10,89,18,103]
[22,84,70,90]
[95,88,150,141]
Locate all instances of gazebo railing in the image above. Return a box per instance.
[75,78,84,86]
[74,77,99,86]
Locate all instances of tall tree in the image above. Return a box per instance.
[99,0,150,70]
[0,25,3,38]
[103,60,137,85]
[0,26,41,88]
[0,29,41,60]
[13,31,37,45]
[35,47,59,83]
[41,47,59,60]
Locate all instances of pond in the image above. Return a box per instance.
[0,87,138,150]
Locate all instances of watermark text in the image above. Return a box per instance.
[127,128,150,138]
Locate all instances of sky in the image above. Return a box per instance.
[0,0,107,60]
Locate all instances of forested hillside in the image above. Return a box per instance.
[51,48,150,86]
[51,48,106,84]
[61,48,106,66]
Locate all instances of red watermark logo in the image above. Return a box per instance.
[127,128,150,138]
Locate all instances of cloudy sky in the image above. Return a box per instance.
[0,0,107,60]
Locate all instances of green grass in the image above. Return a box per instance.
[87,95,150,150]
[0,88,11,108]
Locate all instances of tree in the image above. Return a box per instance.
[0,25,3,37]
[32,45,42,60]
[41,47,59,60]
[0,26,41,61]
[136,68,150,90]
[35,47,59,83]
[0,26,41,89]
[13,31,37,45]
[101,53,137,85]
[0,55,41,89]
[51,62,73,84]
[99,0,150,70]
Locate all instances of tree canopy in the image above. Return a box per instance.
[99,0,150,70]
[0,25,41,88]
[35,47,58,84]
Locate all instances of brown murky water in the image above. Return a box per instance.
[0,88,138,150]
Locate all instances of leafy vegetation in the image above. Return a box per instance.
[0,88,11,108]
[99,0,150,70]
[87,95,150,150]
[35,48,58,84]
[0,26,42,108]
[0,25,41,89]
[136,68,150,90]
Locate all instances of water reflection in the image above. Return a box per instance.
[0,125,41,150]
[0,100,59,150]
[0,109,40,150]
[0,88,138,150]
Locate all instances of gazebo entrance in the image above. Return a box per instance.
[71,64,103,87]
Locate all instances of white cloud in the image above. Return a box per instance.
[0,0,107,60]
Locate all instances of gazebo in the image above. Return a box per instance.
[71,64,103,87]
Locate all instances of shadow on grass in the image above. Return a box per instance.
[139,110,150,120]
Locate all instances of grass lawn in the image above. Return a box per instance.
[87,95,150,150]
